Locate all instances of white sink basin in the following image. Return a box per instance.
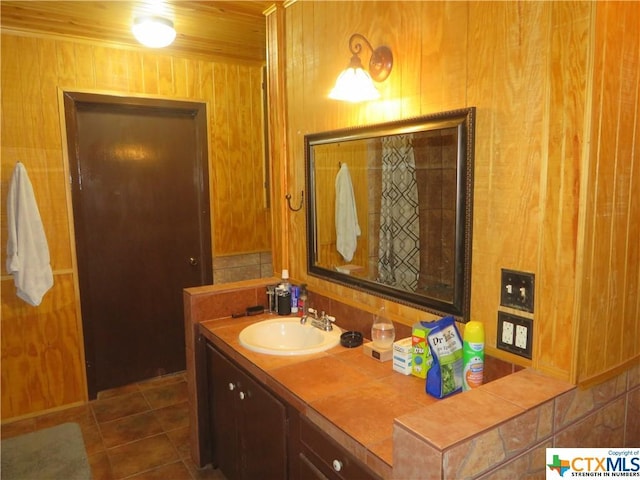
[238,317,341,356]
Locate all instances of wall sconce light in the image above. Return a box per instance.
[132,16,176,48]
[329,33,393,103]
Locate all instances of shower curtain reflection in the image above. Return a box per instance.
[377,134,420,290]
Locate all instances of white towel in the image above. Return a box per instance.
[6,162,54,306]
[335,163,361,262]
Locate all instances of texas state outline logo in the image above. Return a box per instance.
[548,454,571,477]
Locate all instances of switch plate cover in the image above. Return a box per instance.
[500,269,535,313]
[497,311,533,359]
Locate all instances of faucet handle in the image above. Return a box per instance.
[323,314,336,331]
[308,307,318,317]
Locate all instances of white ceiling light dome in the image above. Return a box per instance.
[132,16,176,48]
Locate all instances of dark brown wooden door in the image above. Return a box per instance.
[64,92,212,399]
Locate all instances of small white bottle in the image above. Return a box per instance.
[280,269,290,292]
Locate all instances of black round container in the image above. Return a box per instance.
[340,331,363,348]
[276,291,291,315]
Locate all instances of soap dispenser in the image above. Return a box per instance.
[371,307,395,349]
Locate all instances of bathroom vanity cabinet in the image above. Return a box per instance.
[187,285,605,480]
[206,342,287,479]
[204,339,381,480]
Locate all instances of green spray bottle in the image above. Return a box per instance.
[462,321,485,391]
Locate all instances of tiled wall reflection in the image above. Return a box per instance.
[213,252,273,284]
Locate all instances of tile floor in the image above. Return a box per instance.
[1,372,226,480]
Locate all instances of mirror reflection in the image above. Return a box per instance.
[305,108,475,320]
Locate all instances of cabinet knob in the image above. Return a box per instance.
[332,459,343,472]
[228,383,235,391]
[239,391,246,400]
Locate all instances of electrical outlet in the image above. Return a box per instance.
[501,320,514,345]
[497,311,533,359]
[500,269,535,313]
[515,325,528,349]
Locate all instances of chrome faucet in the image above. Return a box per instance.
[300,307,316,325]
[301,307,335,331]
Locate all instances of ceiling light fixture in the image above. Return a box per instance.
[132,16,176,48]
[329,33,393,103]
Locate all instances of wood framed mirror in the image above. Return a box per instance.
[305,107,475,321]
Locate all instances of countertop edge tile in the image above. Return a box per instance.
[480,368,575,409]
[394,389,526,450]
[185,277,279,297]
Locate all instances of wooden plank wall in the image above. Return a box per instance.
[0,33,267,420]
[276,1,639,384]
[314,142,369,273]
[265,4,288,275]
[577,2,640,386]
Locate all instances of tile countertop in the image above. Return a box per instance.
[199,314,575,479]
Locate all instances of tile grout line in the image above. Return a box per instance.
[96,376,190,479]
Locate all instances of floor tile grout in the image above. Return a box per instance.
[2,371,224,480]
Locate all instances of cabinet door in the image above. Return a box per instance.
[206,342,288,480]
[207,344,240,478]
[238,371,287,480]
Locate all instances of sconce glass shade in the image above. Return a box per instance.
[132,17,176,48]
[329,53,381,103]
[330,34,392,103]
[329,67,380,102]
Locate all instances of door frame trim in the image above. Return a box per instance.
[58,88,212,398]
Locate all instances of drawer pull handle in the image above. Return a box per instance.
[228,383,235,391]
[239,391,246,400]
[332,459,343,472]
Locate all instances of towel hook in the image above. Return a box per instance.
[285,191,304,212]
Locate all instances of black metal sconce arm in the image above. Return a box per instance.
[347,33,393,82]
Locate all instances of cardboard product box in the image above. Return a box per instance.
[411,322,433,379]
[393,337,413,354]
[393,338,413,375]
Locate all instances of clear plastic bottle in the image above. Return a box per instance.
[371,307,395,349]
[297,284,308,317]
[290,285,299,314]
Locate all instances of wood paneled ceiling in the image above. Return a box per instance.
[0,1,274,63]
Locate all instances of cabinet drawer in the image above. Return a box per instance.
[299,416,381,480]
